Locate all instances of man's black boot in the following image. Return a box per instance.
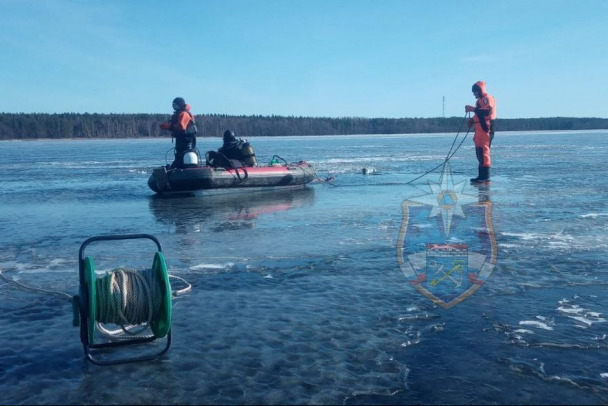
[472,166,491,184]
[470,166,482,183]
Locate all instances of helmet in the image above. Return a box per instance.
[223,130,236,142]
[183,151,198,166]
[172,97,186,109]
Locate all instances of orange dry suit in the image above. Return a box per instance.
[470,81,496,168]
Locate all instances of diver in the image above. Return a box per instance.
[206,130,257,168]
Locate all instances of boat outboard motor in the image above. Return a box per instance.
[183,151,199,167]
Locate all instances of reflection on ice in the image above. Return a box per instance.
[148,186,316,234]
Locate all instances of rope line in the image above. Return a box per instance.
[0,268,72,301]
[405,113,471,185]
[0,267,191,303]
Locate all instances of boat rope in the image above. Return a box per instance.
[312,174,336,184]
[405,112,472,185]
[299,159,335,185]
[315,175,336,184]
[269,154,334,185]
[0,268,72,301]
[0,267,191,304]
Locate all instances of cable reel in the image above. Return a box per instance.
[72,234,172,366]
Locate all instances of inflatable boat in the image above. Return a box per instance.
[148,160,317,196]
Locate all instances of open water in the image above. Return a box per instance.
[1,131,608,405]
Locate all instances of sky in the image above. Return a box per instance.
[0,0,606,119]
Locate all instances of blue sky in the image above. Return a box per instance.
[1,0,606,118]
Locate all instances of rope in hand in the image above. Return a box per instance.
[405,112,472,185]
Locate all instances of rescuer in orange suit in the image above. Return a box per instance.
[465,81,496,184]
[160,97,197,168]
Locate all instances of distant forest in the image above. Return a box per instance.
[0,113,607,140]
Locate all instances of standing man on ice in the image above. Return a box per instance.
[465,81,496,184]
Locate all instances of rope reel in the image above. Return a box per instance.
[72,234,172,366]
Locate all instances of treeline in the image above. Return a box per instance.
[0,113,607,140]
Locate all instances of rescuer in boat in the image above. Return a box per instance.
[159,97,198,168]
[206,130,257,168]
[465,81,496,184]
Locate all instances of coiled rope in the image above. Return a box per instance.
[95,268,161,336]
[94,268,191,340]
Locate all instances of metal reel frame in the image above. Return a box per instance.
[73,234,172,366]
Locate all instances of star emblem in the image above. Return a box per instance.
[409,162,477,237]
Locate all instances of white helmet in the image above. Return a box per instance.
[183,151,199,166]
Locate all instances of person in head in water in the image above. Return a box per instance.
[159,97,197,168]
[465,81,496,184]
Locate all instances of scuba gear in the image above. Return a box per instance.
[241,141,257,167]
[218,131,256,167]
